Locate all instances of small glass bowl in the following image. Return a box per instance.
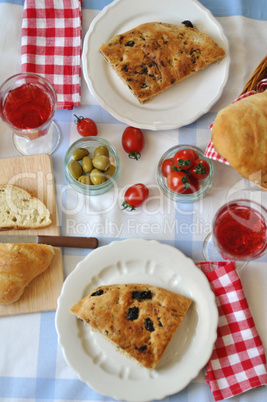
[157,144,214,203]
[64,137,120,196]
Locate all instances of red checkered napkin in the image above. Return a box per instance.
[196,261,267,401]
[21,0,82,109]
[204,78,267,164]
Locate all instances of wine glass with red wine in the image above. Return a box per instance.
[0,73,60,155]
[203,199,267,270]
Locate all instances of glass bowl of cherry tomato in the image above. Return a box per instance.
[64,136,120,195]
[157,144,214,203]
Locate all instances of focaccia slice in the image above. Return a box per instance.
[99,22,225,103]
[71,283,192,369]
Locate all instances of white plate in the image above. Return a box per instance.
[56,239,218,401]
[82,0,230,130]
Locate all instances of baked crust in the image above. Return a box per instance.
[212,91,267,189]
[0,243,55,305]
[70,283,192,369]
[99,22,225,103]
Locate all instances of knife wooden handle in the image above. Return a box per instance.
[36,235,98,249]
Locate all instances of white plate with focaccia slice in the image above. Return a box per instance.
[56,239,218,401]
[82,0,230,130]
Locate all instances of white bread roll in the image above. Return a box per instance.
[0,243,55,305]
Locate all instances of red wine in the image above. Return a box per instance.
[214,203,267,259]
[3,83,52,130]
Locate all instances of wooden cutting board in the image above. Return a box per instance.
[0,154,64,316]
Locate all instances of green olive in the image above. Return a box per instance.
[78,175,92,185]
[92,155,110,171]
[68,160,83,180]
[109,155,115,165]
[94,145,109,157]
[104,163,116,179]
[90,168,106,185]
[82,156,93,173]
[72,147,89,161]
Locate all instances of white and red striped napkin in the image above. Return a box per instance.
[205,79,267,164]
[197,261,267,401]
[21,0,82,109]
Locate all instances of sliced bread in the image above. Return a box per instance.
[0,185,52,230]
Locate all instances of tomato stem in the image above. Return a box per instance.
[121,201,135,211]
[178,158,191,168]
[172,166,180,171]
[128,151,141,160]
[194,163,207,175]
[74,114,84,124]
[182,176,190,189]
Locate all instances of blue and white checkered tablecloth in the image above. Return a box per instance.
[0,0,267,401]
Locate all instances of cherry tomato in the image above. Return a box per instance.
[74,115,98,137]
[189,158,210,180]
[122,183,149,211]
[187,148,199,160]
[122,126,145,160]
[183,176,200,194]
[166,171,190,193]
[173,148,195,170]
[161,158,174,178]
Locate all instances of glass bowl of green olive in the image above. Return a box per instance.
[64,137,120,195]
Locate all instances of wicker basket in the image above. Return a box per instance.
[239,55,267,95]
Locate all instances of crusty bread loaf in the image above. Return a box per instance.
[0,243,55,305]
[99,22,225,103]
[71,283,192,369]
[0,185,51,230]
[212,91,267,189]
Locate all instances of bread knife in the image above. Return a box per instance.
[0,235,98,249]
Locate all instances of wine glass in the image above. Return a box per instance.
[0,72,60,155]
[203,199,267,270]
